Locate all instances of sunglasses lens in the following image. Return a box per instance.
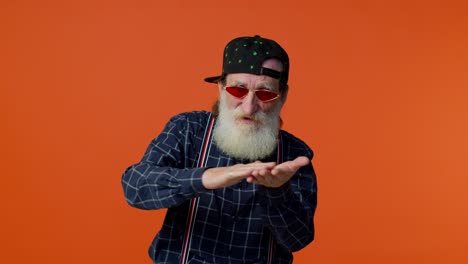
[226,86,249,98]
[255,90,279,101]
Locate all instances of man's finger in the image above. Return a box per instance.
[272,156,310,174]
[293,156,310,167]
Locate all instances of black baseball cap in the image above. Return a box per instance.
[204,35,290,85]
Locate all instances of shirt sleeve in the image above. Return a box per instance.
[121,113,209,210]
[258,139,318,252]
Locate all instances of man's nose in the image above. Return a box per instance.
[241,92,258,115]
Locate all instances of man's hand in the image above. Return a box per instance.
[201,156,310,189]
[202,161,276,189]
[247,156,310,188]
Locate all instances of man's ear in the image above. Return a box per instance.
[280,86,289,105]
[217,81,223,94]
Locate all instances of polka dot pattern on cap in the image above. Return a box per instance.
[204,35,290,85]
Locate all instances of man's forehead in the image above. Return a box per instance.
[226,74,279,89]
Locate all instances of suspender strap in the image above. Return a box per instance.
[180,114,214,264]
[267,134,282,264]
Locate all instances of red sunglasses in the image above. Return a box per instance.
[225,86,280,103]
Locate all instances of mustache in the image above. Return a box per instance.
[232,108,267,123]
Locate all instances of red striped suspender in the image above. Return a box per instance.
[180,115,214,264]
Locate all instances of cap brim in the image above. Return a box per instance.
[204,75,222,83]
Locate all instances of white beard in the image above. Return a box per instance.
[212,94,282,161]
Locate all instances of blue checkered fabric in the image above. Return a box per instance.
[122,111,317,264]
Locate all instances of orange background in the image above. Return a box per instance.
[2,0,467,263]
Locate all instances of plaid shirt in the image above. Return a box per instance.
[122,111,317,264]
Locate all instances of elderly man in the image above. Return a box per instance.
[122,35,318,264]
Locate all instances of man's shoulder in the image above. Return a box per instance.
[170,111,211,123]
[167,111,213,127]
[280,130,314,158]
